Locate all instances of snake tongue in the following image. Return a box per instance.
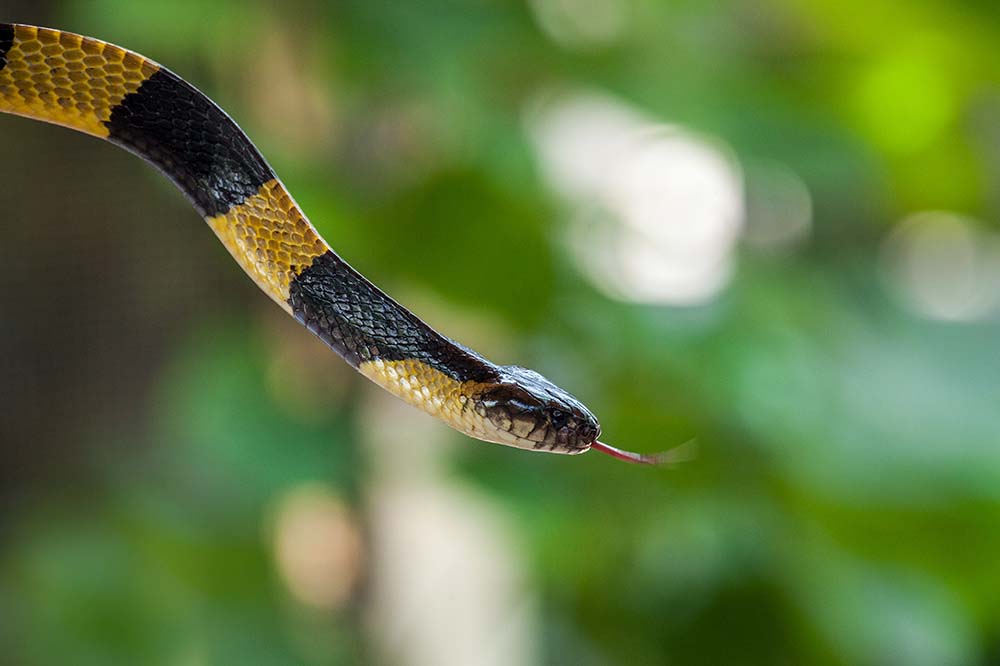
[589,439,698,466]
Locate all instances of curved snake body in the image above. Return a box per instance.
[0,24,668,463]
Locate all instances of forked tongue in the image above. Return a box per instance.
[590,439,697,466]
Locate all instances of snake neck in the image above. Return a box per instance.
[289,250,512,439]
[288,250,500,382]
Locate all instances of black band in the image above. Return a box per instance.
[289,251,499,382]
[0,24,15,72]
[106,70,273,217]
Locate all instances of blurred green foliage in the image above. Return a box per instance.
[2,0,1000,664]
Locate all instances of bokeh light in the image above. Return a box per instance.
[271,484,364,611]
[743,160,813,252]
[527,0,631,50]
[527,90,744,305]
[881,211,1000,321]
[362,389,537,666]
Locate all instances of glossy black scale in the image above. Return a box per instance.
[0,24,14,71]
[105,70,274,217]
[289,251,500,383]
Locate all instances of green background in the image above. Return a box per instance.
[2,0,1000,664]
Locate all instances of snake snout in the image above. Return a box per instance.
[540,405,600,452]
[564,411,601,451]
[578,418,600,446]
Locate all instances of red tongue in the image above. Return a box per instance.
[589,439,698,466]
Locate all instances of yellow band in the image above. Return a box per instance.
[0,25,158,138]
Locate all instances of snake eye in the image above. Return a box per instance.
[548,409,568,429]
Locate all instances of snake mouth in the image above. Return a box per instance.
[482,408,598,452]
[578,422,600,447]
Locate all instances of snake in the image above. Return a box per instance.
[0,23,673,464]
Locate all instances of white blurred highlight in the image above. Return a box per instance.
[528,0,630,49]
[528,91,745,305]
[881,211,1000,322]
[271,484,364,610]
[744,160,813,251]
[363,388,538,666]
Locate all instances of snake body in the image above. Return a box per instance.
[0,24,668,462]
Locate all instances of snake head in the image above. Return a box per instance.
[472,366,600,453]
